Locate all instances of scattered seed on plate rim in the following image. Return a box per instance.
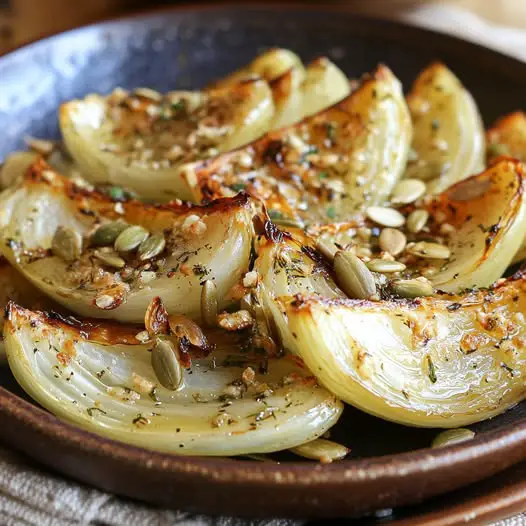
[289,438,350,463]
[114,225,149,253]
[201,280,218,327]
[432,428,475,448]
[334,251,377,300]
[151,337,183,391]
[379,228,407,256]
[406,241,451,260]
[366,206,405,228]
[366,259,406,273]
[392,278,434,299]
[51,226,82,262]
[390,179,426,205]
[406,209,429,234]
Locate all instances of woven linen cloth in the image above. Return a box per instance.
[0,4,525,525]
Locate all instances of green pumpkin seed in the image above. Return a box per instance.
[137,233,166,261]
[334,251,376,299]
[316,238,338,262]
[91,221,128,246]
[201,280,218,327]
[272,216,305,229]
[390,179,426,205]
[289,438,349,463]
[432,428,475,448]
[406,210,429,234]
[114,225,149,252]
[406,241,451,259]
[93,249,126,269]
[151,337,183,391]
[366,206,405,228]
[366,259,406,273]
[392,278,434,298]
[51,226,82,262]
[379,228,407,255]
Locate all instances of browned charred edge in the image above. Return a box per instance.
[6,301,143,345]
[406,61,449,95]
[194,64,395,197]
[25,159,252,215]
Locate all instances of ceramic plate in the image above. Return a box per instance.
[0,5,524,519]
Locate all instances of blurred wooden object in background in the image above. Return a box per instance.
[0,0,134,52]
[1,0,526,54]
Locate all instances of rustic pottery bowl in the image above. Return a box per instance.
[0,4,525,521]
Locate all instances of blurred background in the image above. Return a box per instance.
[1,0,526,54]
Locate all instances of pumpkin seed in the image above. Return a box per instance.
[289,438,349,463]
[366,259,406,273]
[93,249,126,269]
[432,428,475,448]
[392,278,434,298]
[272,216,305,229]
[51,226,82,262]
[334,251,376,299]
[168,314,208,348]
[379,228,407,256]
[91,221,128,246]
[406,210,429,234]
[366,206,405,228]
[151,337,183,391]
[315,238,338,261]
[201,280,218,327]
[134,87,162,101]
[137,232,166,261]
[114,225,149,252]
[406,241,451,259]
[390,179,426,205]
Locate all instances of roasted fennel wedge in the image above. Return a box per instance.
[60,79,274,201]
[210,48,305,87]
[4,303,342,455]
[0,259,60,362]
[406,62,485,194]
[306,160,526,292]
[269,57,350,130]
[0,160,254,322]
[487,111,526,164]
[192,65,412,223]
[272,271,526,427]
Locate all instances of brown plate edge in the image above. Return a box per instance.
[1,386,525,518]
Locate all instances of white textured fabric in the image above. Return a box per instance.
[1,4,525,525]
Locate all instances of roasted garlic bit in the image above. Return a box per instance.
[486,111,526,164]
[217,310,254,331]
[276,272,526,428]
[0,160,254,323]
[4,302,343,455]
[405,62,485,194]
[193,65,411,223]
[60,79,274,201]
